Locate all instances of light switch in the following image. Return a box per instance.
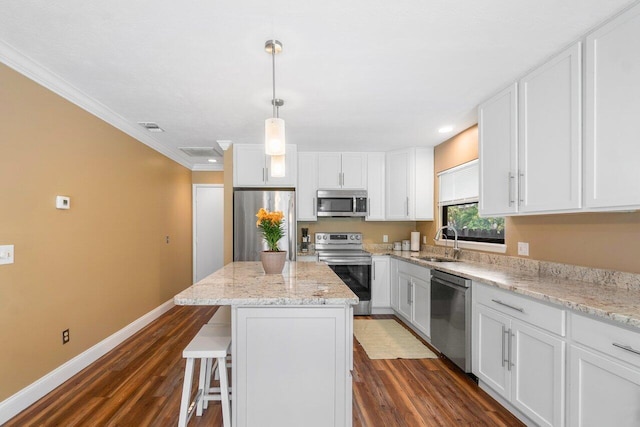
[0,245,14,265]
[518,242,529,256]
[56,196,71,209]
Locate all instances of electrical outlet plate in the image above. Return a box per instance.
[62,329,70,344]
[0,245,14,265]
[383,235,388,243]
[518,242,530,256]
[56,195,70,209]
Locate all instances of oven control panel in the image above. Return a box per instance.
[315,232,362,243]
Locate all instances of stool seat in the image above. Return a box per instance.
[207,305,231,325]
[179,324,232,427]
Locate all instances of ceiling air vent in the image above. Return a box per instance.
[138,122,164,132]
[179,147,222,157]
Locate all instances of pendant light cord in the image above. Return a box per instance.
[272,44,277,118]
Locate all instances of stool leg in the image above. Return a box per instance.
[178,357,195,427]
[217,356,231,427]
[203,358,214,410]
[196,358,207,416]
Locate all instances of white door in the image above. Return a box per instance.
[340,153,367,189]
[569,345,640,427]
[475,304,511,400]
[193,185,224,283]
[297,152,318,221]
[386,149,412,220]
[233,144,267,186]
[390,258,399,311]
[366,152,386,220]
[397,273,413,320]
[371,256,390,309]
[412,276,430,337]
[511,320,566,427]
[317,152,342,189]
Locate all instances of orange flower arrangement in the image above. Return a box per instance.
[256,208,285,252]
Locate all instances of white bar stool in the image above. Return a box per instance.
[178,324,231,427]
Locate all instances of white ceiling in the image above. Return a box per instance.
[0,0,635,170]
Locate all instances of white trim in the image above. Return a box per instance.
[435,238,507,254]
[0,299,175,424]
[192,184,224,283]
[0,41,195,170]
[192,164,224,172]
[436,159,479,177]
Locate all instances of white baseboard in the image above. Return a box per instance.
[371,307,395,315]
[0,299,175,424]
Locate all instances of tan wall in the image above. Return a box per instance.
[192,171,224,184]
[417,124,640,274]
[298,219,418,245]
[0,63,193,400]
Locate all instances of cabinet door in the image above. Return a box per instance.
[340,153,367,190]
[511,320,565,427]
[386,149,412,220]
[317,153,342,189]
[234,144,267,187]
[371,257,390,308]
[390,259,399,311]
[297,152,318,221]
[569,345,640,427]
[265,145,297,187]
[474,304,511,400]
[585,3,640,210]
[397,273,413,320]
[519,42,582,213]
[411,276,430,337]
[366,153,386,220]
[478,83,518,216]
[414,147,434,220]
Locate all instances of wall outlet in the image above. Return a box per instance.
[518,242,530,256]
[383,235,388,243]
[0,245,14,265]
[423,236,427,244]
[62,329,70,344]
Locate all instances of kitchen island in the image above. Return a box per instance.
[174,261,358,427]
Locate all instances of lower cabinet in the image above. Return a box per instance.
[390,258,399,311]
[473,283,566,427]
[371,256,390,311]
[393,259,431,338]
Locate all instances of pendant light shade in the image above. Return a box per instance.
[265,117,286,156]
[265,40,286,158]
[270,154,286,178]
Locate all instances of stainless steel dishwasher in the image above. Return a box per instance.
[430,269,472,373]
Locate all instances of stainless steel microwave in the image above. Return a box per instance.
[316,190,368,217]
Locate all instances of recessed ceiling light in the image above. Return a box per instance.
[438,126,453,134]
[138,122,164,132]
[208,159,217,163]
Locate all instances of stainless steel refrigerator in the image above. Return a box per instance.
[233,189,296,261]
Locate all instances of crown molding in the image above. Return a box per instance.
[192,163,224,171]
[0,40,196,170]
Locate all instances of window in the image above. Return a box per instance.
[438,160,505,247]
[442,202,504,244]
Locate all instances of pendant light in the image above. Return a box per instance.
[265,40,286,157]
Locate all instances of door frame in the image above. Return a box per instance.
[192,184,224,283]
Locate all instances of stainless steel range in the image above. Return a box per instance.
[315,232,371,315]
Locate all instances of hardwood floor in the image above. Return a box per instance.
[6,307,523,426]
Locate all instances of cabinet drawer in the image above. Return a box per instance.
[474,282,566,336]
[397,259,430,280]
[571,313,640,369]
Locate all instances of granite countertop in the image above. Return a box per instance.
[174,261,358,306]
[370,249,640,330]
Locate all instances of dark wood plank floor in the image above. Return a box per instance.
[6,307,523,426]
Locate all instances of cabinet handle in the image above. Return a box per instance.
[501,326,508,367]
[491,299,524,313]
[508,173,515,206]
[407,281,412,305]
[518,171,524,204]
[410,282,413,304]
[266,167,269,180]
[508,330,514,371]
[613,343,640,356]
[373,263,376,280]
[406,197,409,216]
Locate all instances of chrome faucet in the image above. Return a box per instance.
[434,225,460,259]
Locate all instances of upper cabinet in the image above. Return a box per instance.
[317,152,367,190]
[479,42,582,216]
[297,152,319,221]
[366,152,386,221]
[585,2,640,210]
[234,144,297,187]
[386,147,434,221]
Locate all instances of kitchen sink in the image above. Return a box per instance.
[418,256,460,263]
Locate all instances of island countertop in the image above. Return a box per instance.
[174,261,359,306]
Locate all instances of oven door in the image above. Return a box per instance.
[321,259,371,315]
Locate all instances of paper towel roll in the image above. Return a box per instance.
[410,231,420,251]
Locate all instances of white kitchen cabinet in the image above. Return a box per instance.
[479,43,581,216]
[297,152,318,221]
[478,83,518,216]
[317,152,367,190]
[385,148,433,220]
[568,313,640,427]
[233,144,297,187]
[393,260,431,339]
[371,256,390,311]
[366,152,386,221]
[473,282,566,427]
[519,42,582,213]
[390,258,399,312]
[585,2,640,210]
